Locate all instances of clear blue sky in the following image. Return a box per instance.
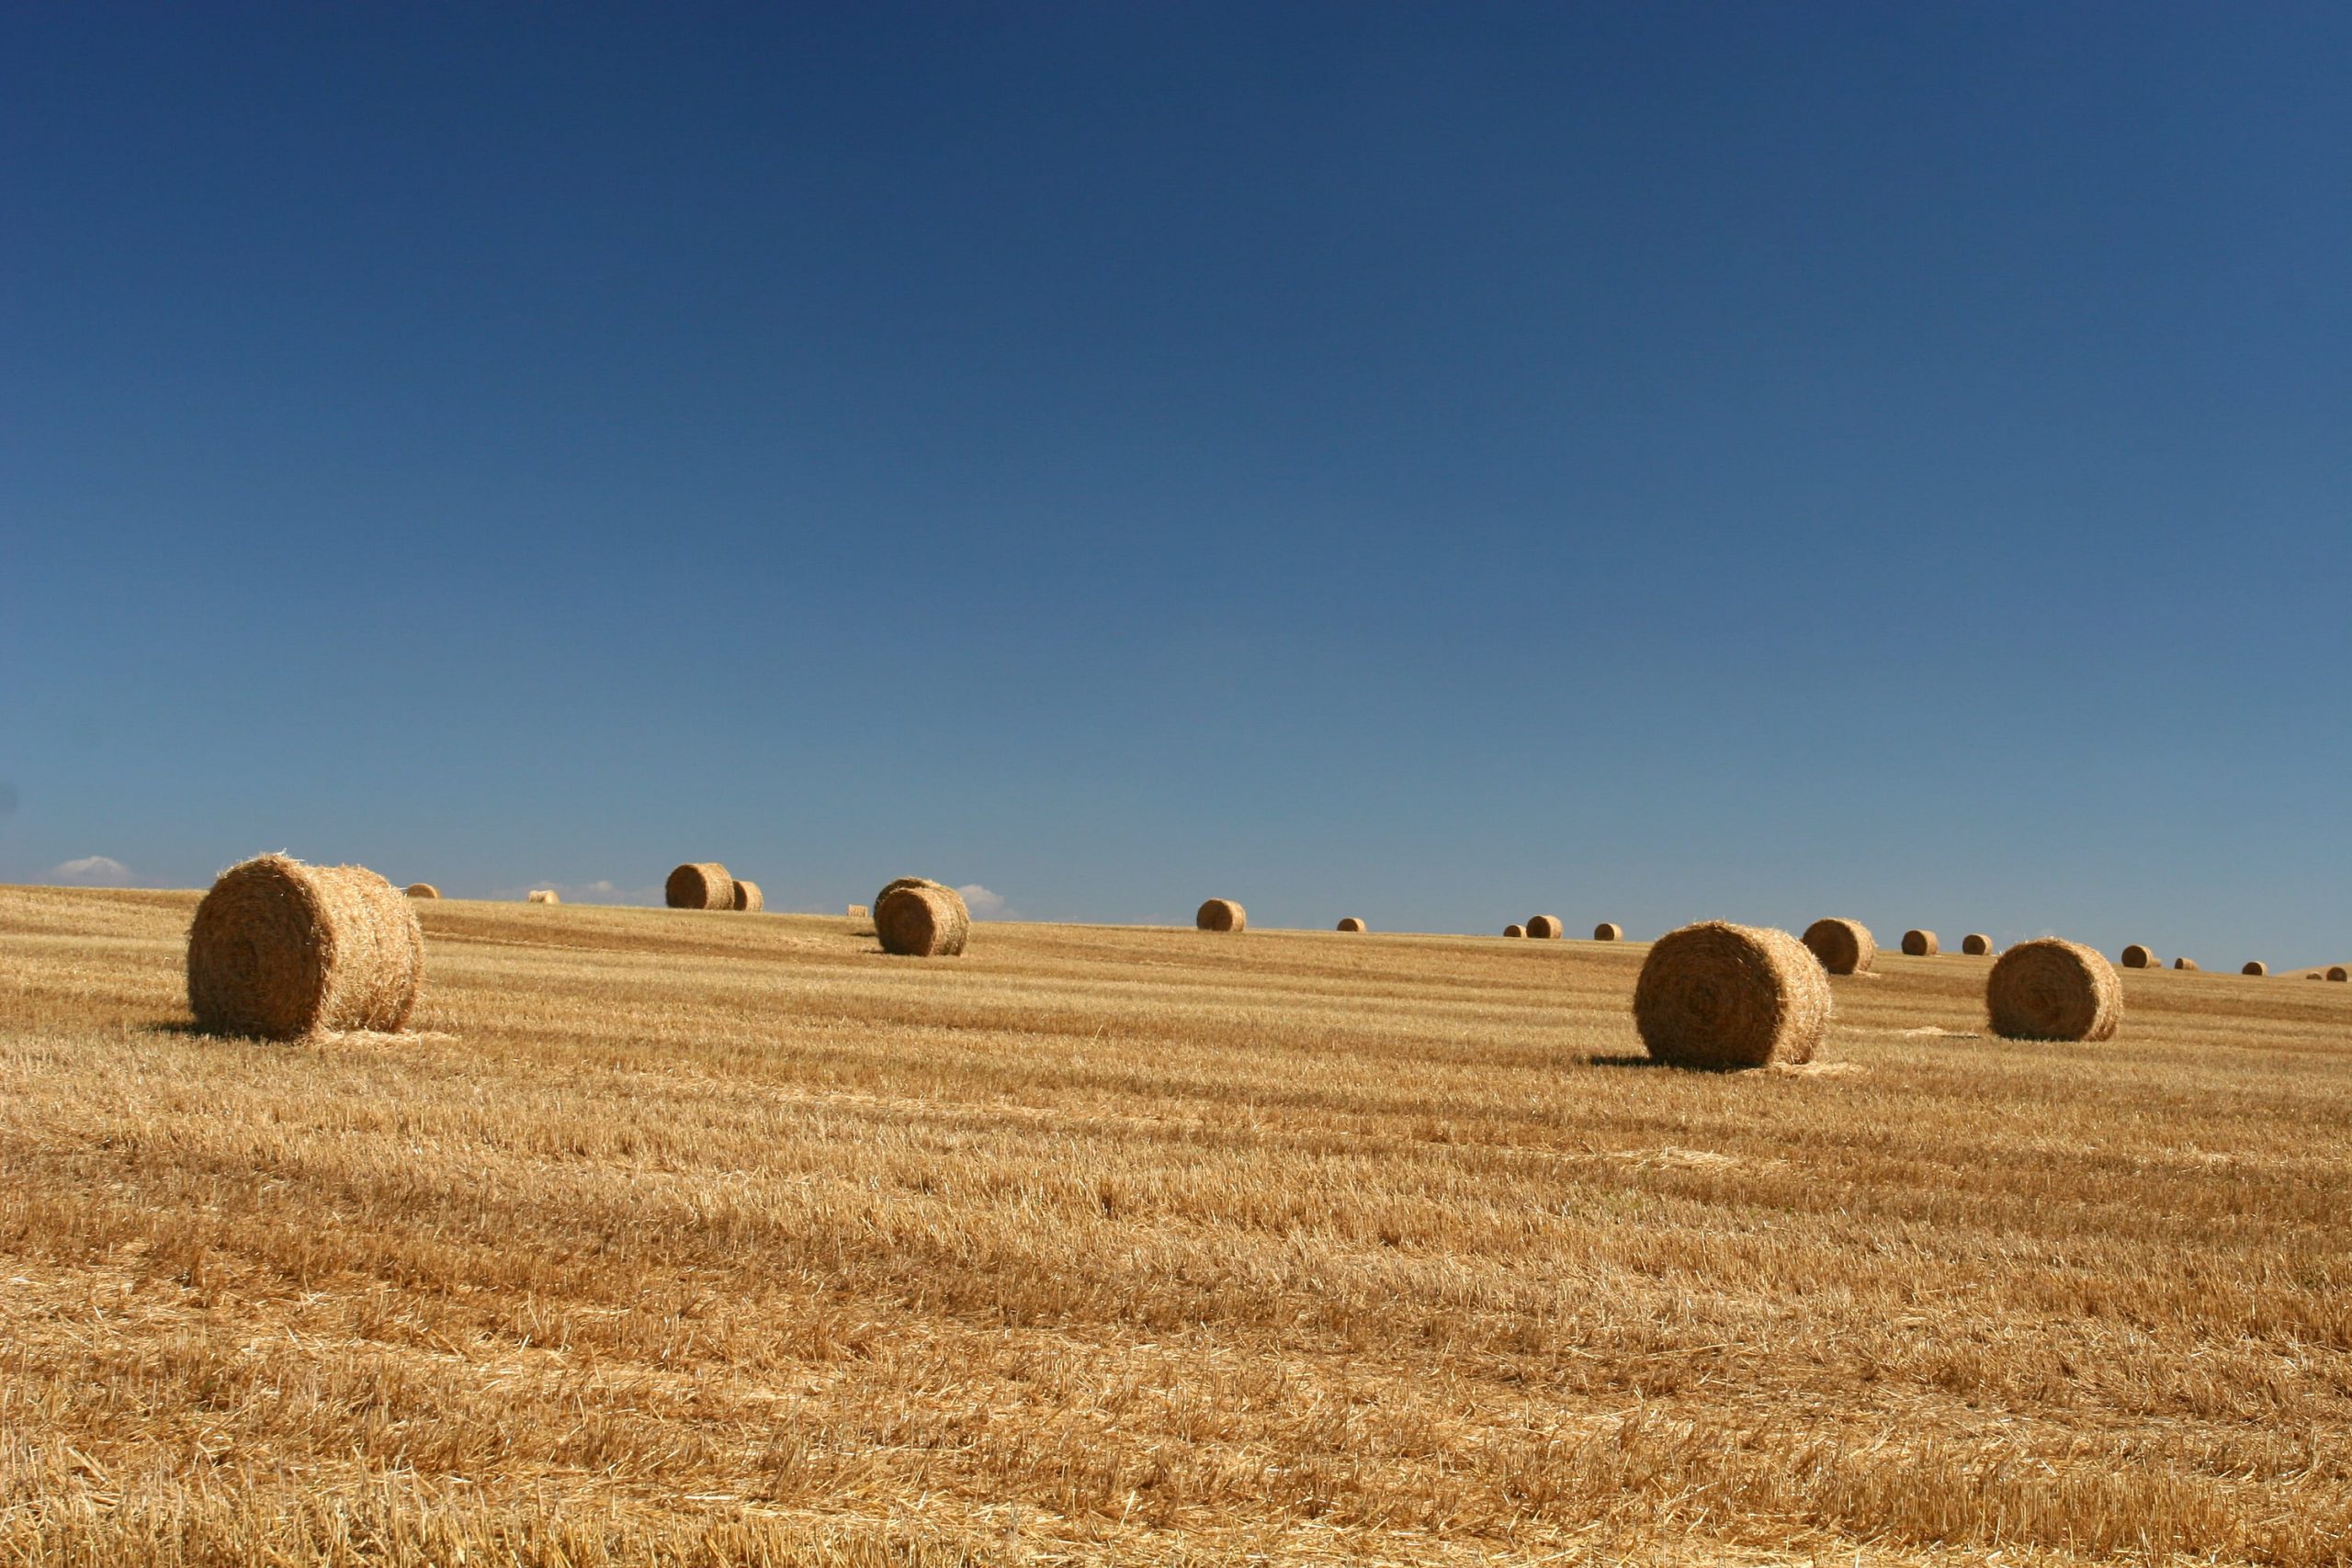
[4,3,2346,964]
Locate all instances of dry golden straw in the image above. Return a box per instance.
[1503,923,1525,938]
[187,853,424,1041]
[1526,915,1563,940]
[2173,957,2199,972]
[732,879,763,913]
[2243,961,2268,976]
[526,890,560,904]
[876,881,969,957]
[1196,898,1246,933]
[1801,918,1875,976]
[2120,944,2159,969]
[1961,932,1994,956]
[1592,922,1624,942]
[1336,917,1367,932]
[1986,938,2122,1042]
[1901,929,1939,957]
[846,903,869,919]
[404,883,441,899]
[1633,921,1832,1070]
[666,863,735,910]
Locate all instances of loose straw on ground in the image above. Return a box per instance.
[187,854,423,1041]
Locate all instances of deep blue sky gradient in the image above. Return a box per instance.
[4,3,2346,962]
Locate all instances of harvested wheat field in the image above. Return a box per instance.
[4,886,2352,1566]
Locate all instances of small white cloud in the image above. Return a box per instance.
[958,884,1012,919]
[52,855,132,886]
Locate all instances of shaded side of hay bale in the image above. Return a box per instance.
[1961,932,1994,956]
[187,854,424,1041]
[732,879,764,912]
[2173,956,2199,971]
[876,883,969,956]
[527,889,559,904]
[1801,918,1874,976]
[1592,922,1624,942]
[1986,939,2122,1042]
[1526,915,1563,940]
[1196,898,1246,933]
[2120,943,2158,969]
[404,884,441,899]
[1634,921,1832,1070]
[2242,961,2268,976]
[666,863,735,910]
[1503,924,1525,938]
[2331,966,2350,983]
[1901,929,1939,957]
[1336,917,1367,932]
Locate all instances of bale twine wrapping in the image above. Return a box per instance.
[1593,922,1624,942]
[527,889,559,904]
[666,863,735,910]
[1336,917,1367,932]
[1503,924,1525,938]
[1526,915,1563,940]
[404,884,441,899]
[1986,939,2122,1042]
[1801,918,1875,976]
[732,879,764,913]
[1902,929,1939,957]
[1633,921,1832,1070]
[2331,966,2350,983]
[1961,932,1994,956]
[2243,961,2268,976]
[187,854,424,1041]
[2120,944,2158,969]
[876,882,969,956]
[1196,898,1246,933]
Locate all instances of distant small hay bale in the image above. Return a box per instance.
[2331,966,2349,983]
[1503,924,1525,938]
[1633,921,1832,1070]
[404,884,441,899]
[1961,932,1994,956]
[2120,944,2158,969]
[1901,930,1939,957]
[732,879,763,913]
[847,903,869,919]
[1986,938,2122,1042]
[1801,919,1875,976]
[874,878,949,924]
[2242,961,2268,976]
[2173,956,2199,971]
[526,889,559,904]
[666,863,735,910]
[1196,898,1246,933]
[1336,917,1367,932]
[1592,922,1624,942]
[187,853,424,1041]
[1526,915,1563,940]
[876,882,969,956]
[2312,972,2328,981]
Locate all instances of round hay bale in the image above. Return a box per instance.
[187,854,424,1041]
[666,863,735,910]
[526,889,559,904]
[1800,918,1875,976]
[1592,922,1624,942]
[2120,943,2158,970]
[2242,961,2267,976]
[732,878,763,913]
[1526,915,1563,940]
[1986,939,2121,1042]
[1196,898,1246,933]
[2331,966,2349,983]
[1633,921,1832,1070]
[1901,929,1939,957]
[1503,923,1525,938]
[2173,956,2199,972]
[2311,972,2328,981]
[876,882,969,956]
[1336,917,1367,932]
[1961,932,1994,956]
[404,883,441,899]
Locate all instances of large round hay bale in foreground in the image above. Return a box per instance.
[187,854,424,1041]
[526,889,559,904]
[666,863,735,910]
[1196,898,1246,932]
[1336,917,1366,932]
[1986,939,2121,1042]
[1634,921,1832,1070]
[404,883,440,899]
[1801,918,1874,976]
[1901,929,1939,957]
[1503,924,1525,938]
[2120,944,2158,969]
[2173,956,2199,971]
[1961,932,1994,956]
[732,879,763,912]
[876,882,969,956]
[1592,922,1623,942]
[2242,961,2267,976]
[2331,966,2349,983]
[1526,915,1563,940]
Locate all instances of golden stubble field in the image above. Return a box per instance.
[3,885,2350,1566]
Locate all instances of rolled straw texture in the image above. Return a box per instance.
[404,884,441,899]
[1902,930,1939,957]
[1962,933,1994,956]
[732,879,763,913]
[2120,944,2158,969]
[1592,922,1624,942]
[1526,915,1563,940]
[1634,921,1832,1070]
[2242,962,2268,976]
[1503,924,1525,939]
[1336,917,1367,932]
[1196,898,1246,933]
[1986,939,2122,1042]
[666,863,735,910]
[1801,918,1874,976]
[187,854,423,1041]
[876,883,969,956]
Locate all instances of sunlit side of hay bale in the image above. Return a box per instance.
[1592,922,1623,942]
[1987,939,2122,1042]
[1336,917,1367,932]
[666,863,735,910]
[187,853,424,1041]
[2243,961,2268,976]
[1801,918,1874,976]
[1196,898,1246,933]
[2173,957,2199,971]
[1633,921,1832,1070]
[876,882,970,956]
[1526,915,1563,940]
